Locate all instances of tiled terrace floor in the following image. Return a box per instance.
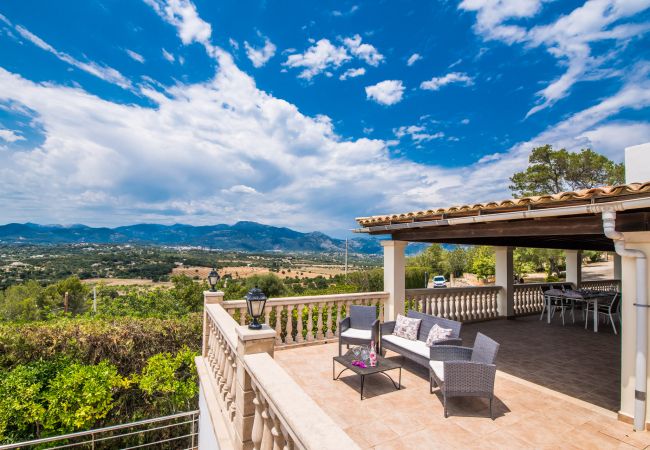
[274,315,645,449]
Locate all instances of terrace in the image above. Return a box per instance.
[197,145,650,449]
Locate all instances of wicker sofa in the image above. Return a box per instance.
[380,310,462,369]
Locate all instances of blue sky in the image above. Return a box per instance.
[0,0,649,236]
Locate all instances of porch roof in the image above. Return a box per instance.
[355,182,650,251]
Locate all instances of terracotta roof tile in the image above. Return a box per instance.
[355,181,650,227]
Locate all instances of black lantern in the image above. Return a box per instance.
[245,286,267,330]
[207,267,220,292]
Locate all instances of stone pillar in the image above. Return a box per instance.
[614,253,622,280]
[234,325,276,450]
[381,240,407,321]
[565,250,582,288]
[494,246,514,318]
[202,290,224,357]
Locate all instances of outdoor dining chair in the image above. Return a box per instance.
[585,292,621,334]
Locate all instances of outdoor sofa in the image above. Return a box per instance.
[380,310,462,369]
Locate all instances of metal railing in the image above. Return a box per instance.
[0,411,199,450]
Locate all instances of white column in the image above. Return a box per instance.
[382,240,407,321]
[565,250,582,288]
[494,246,514,318]
[614,253,622,280]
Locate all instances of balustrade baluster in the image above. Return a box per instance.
[264,306,271,326]
[261,399,273,450]
[239,307,247,326]
[306,303,314,342]
[270,411,286,450]
[326,302,334,338]
[280,423,294,450]
[228,359,237,420]
[335,302,342,336]
[295,304,304,343]
[285,305,294,345]
[218,345,228,389]
[252,388,263,450]
[274,305,283,346]
[222,349,232,401]
[316,303,324,340]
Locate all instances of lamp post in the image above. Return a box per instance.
[245,286,267,330]
[207,267,220,292]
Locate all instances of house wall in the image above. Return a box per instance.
[625,143,650,184]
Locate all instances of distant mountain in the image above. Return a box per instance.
[0,221,427,255]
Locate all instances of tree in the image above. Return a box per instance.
[470,246,495,280]
[407,244,449,276]
[509,145,624,198]
[44,276,90,315]
[0,281,45,322]
[446,247,469,277]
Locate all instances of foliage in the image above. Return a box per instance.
[44,276,90,315]
[405,267,429,289]
[0,281,45,322]
[407,244,449,276]
[509,145,624,198]
[137,348,199,413]
[43,361,127,433]
[345,268,383,292]
[470,246,495,280]
[446,247,469,277]
[0,315,201,374]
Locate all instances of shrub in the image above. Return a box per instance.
[0,315,202,374]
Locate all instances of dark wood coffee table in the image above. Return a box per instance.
[332,351,402,400]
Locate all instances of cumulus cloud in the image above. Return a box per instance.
[284,35,383,79]
[339,67,365,80]
[343,35,384,66]
[284,39,350,80]
[12,23,132,90]
[420,72,474,91]
[365,80,405,105]
[0,129,24,143]
[407,53,422,66]
[459,0,650,116]
[244,36,277,68]
[144,0,214,54]
[394,125,444,143]
[126,49,145,63]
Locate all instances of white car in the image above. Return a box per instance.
[433,275,447,288]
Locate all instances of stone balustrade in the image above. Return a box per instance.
[197,291,359,450]
[405,286,501,322]
[221,292,388,346]
[581,279,621,292]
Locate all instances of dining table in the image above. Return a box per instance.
[543,289,616,332]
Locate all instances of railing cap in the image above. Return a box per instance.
[236,324,276,341]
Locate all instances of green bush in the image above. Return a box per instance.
[0,315,202,374]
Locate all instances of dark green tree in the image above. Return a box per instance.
[509,145,624,197]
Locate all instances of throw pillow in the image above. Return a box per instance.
[425,324,453,347]
[393,314,421,341]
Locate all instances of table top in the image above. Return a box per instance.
[334,350,401,375]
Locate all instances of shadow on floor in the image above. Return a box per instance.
[461,314,620,411]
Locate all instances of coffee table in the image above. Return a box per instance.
[332,351,402,400]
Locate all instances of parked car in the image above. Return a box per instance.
[433,275,447,288]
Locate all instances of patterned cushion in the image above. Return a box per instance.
[425,324,452,347]
[394,314,421,341]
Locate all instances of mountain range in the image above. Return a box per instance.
[0,222,426,255]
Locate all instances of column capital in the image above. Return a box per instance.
[380,240,408,248]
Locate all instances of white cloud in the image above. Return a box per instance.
[461,118,470,125]
[343,35,384,67]
[162,48,175,62]
[284,39,350,79]
[459,0,650,116]
[407,53,422,66]
[13,24,132,90]
[365,80,405,105]
[144,0,214,54]
[126,49,145,63]
[577,122,650,162]
[339,67,365,80]
[394,125,444,143]
[0,129,24,143]
[420,72,474,91]
[228,38,239,50]
[244,36,276,68]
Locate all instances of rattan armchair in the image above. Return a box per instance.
[429,332,500,419]
[338,305,379,356]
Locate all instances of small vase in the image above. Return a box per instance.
[369,340,377,367]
